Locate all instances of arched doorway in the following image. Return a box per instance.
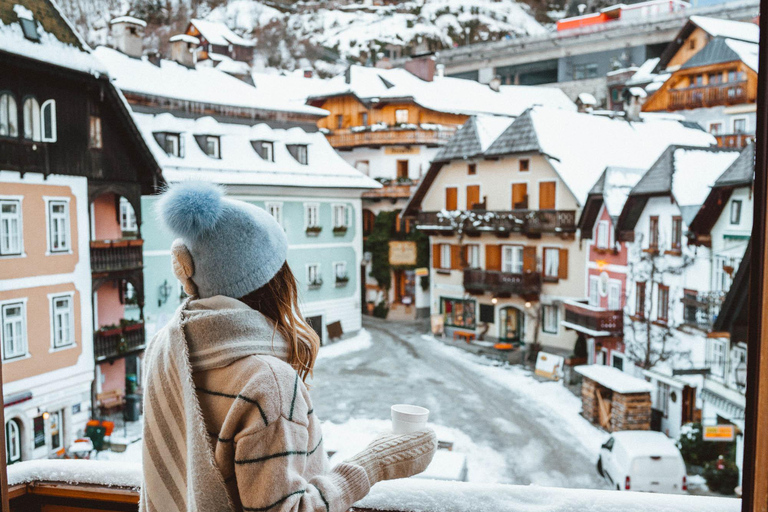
[5,418,22,465]
[499,307,524,343]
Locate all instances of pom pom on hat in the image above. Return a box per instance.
[158,182,225,240]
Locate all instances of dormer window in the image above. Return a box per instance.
[195,135,221,159]
[15,4,39,43]
[252,140,274,162]
[154,132,183,157]
[287,144,308,165]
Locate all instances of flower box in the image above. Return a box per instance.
[308,279,323,290]
[335,276,349,287]
[306,226,322,236]
[332,226,348,236]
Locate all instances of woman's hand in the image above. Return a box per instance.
[344,429,437,484]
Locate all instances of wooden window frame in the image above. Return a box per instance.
[468,163,476,175]
[519,159,529,172]
[670,216,683,253]
[657,284,670,323]
[648,216,659,252]
[635,281,646,319]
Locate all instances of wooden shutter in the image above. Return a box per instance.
[446,187,458,211]
[451,245,462,270]
[523,246,537,273]
[466,185,480,210]
[559,248,568,279]
[512,183,528,210]
[432,244,440,268]
[486,245,501,271]
[539,181,556,210]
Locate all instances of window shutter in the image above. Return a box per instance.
[485,245,501,271]
[179,134,186,158]
[446,187,458,211]
[433,244,440,268]
[559,248,569,279]
[451,245,462,270]
[523,246,537,273]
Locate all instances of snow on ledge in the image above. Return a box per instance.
[6,461,739,512]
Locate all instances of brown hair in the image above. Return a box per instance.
[239,262,320,381]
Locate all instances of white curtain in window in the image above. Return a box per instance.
[0,94,18,137]
[23,97,41,141]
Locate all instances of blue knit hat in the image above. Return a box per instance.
[158,182,288,299]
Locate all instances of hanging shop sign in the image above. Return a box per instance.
[389,241,417,265]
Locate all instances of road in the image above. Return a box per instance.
[309,316,608,489]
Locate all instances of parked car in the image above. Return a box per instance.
[597,431,687,494]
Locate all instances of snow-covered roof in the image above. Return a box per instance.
[724,38,759,72]
[484,107,716,205]
[690,15,759,44]
[110,16,146,28]
[169,34,199,44]
[575,365,654,393]
[600,167,646,218]
[205,0,284,32]
[681,36,759,72]
[133,112,380,191]
[251,70,341,105]
[610,431,683,458]
[189,18,255,47]
[93,46,325,117]
[0,0,106,76]
[308,65,576,118]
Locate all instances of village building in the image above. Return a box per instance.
[404,107,714,353]
[184,18,256,65]
[641,17,759,148]
[306,64,575,319]
[616,144,741,439]
[0,0,160,462]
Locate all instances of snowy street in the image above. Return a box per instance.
[310,317,609,490]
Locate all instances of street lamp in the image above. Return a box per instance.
[735,360,748,390]
[158,279,172,307]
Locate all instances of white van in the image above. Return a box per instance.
[597,431,687,494]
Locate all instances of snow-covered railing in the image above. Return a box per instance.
[563,299,623,336]
[416,210,577,235]
[7,460,741,512]
[326,129,456,149]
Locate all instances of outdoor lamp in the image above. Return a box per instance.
[735,361,748,389]
[492,297,498,304]
[158,279,172,307]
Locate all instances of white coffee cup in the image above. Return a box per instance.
[391,404,429,434]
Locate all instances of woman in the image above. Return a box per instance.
[140,182,436,512]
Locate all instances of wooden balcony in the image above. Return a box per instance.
[90,239,143,273]
[682,292,726,331]
[562,300,623,337]
[6,460,740,512]
[715,133,754,148]
[417,210,577,237]
[94,322,146,361]
[463,269,541,297]
[326,127,457,149]
[668,81,748,111]
[0,138,49,174]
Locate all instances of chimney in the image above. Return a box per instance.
[622,87,647,122]
[303,68,314,79]
[576,92,597,113]
[404,55,436,82]
[146,49,161,67]
[436,63,445,78]
[169,34,200,68]
[110,16,146,58]
[488,76,502,92]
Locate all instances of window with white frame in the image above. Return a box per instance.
[89,115,102,149]
[589,276,600,306]
[730,200,742,225]
[49,410,62,452]
[502,245,523,274]
[334,261,347,281]
[0,199,22,256]
[47,200,69,253]
[440,244,451,269]
[712,339,727,378]
[305,203,319,229]
[41,99,56,142]
[657,381,670,417]
[732,117,747,134]
[2,302,27,360]
[542,304,559,334]
[333,204,348,229]
[120,198,137,234]
[612,352,625,371]
[0,93,18,138]
[543,247,559,278]
[164,133,181,157]
[22,97,40,141]
[6,419,21,464]
[266,202,283,226]
[204,136,220,158]
[467,245,480,269]
[608,280,622,310]
[307,264,321,286]
[395,109,409,124]
[596,220,609,249]
[708,122,723,135]
[51,295,74,349]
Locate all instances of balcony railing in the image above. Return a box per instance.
[90,239,144,273]
[682,292,726,331]
[463,269,542,297]
[668,81,749,110]
[325,128,457,149]
[94,321,146,361]
[562,300,623,337]
[0,138,49,174]
[715,133,754,148]
[417,210,577,236]
[6,460,740,512]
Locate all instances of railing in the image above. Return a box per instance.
[417,210,577,235]
[6,460,741,512]
[90,239,144,273]
[325,128,457,148]
[668,81,748,110]
[716,133,754,148]
[0,138,49,173]
[463,269,541,296]
[94,322,146,361]
[563,300,623,336]
[682,292,726,331]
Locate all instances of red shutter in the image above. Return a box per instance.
[486,245,501,271]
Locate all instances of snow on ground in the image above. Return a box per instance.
[421,334,609,459]
[317,328,373,360]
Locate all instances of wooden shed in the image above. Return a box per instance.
[575,365,653,432]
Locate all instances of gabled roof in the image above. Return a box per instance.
[434,115,515,162]
[680,36,759,72]
[189,19,255,47]
[0,0,105,75]
[579,166,645,237]
[484,109,541,157]
[715,143,755,188]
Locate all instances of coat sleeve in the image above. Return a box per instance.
[233,416,371,512]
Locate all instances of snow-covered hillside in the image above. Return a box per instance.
[56,0,546,73]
